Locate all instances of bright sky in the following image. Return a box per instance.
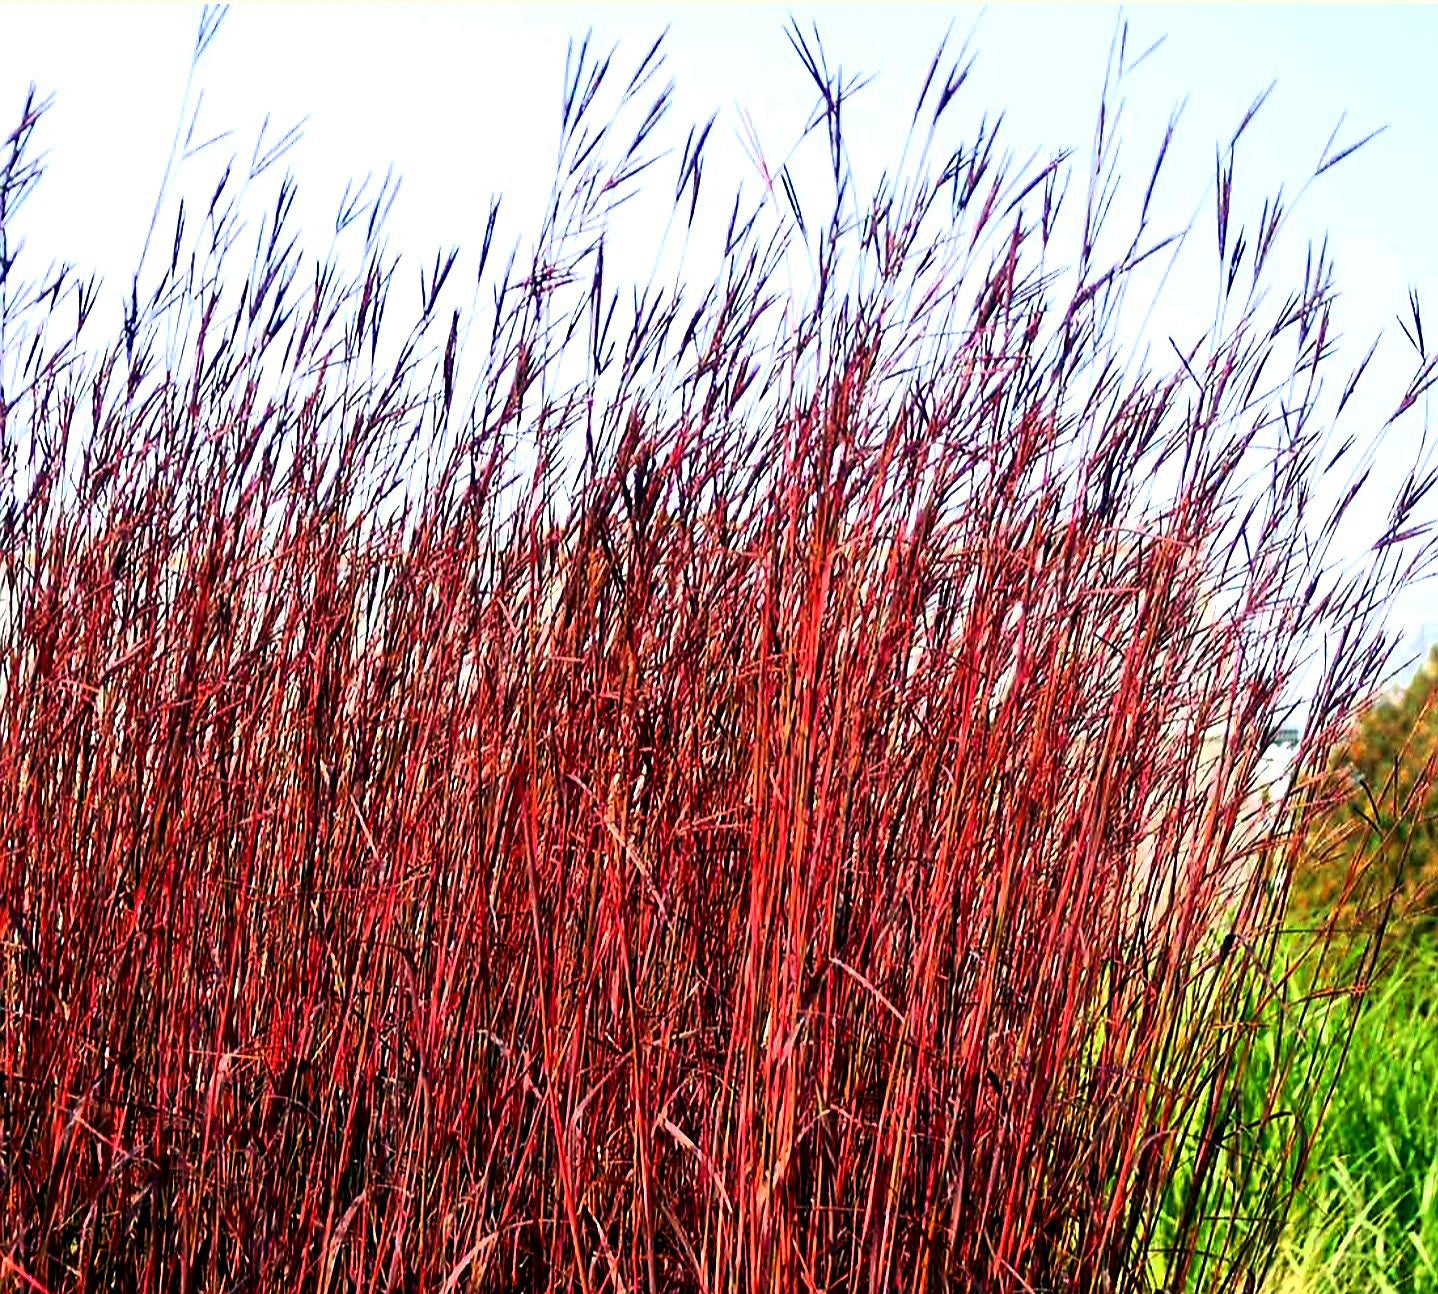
[4,3,1438,648]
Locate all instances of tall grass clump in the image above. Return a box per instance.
[2,13,1436,1292]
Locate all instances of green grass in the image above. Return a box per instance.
[1264,938,1438,1293]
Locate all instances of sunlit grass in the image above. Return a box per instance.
[2,9,1434,1291]
[1263,940,1438,1293]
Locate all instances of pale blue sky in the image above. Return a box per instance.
[3,4,1438,643]
[4,6,1433,290]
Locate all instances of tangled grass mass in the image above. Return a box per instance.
[2,13,1437,1292]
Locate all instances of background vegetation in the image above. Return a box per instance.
[1266,652,1438,1294]
[1261,937,1438,1294]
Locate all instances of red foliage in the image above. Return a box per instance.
[0,18,1431,1293]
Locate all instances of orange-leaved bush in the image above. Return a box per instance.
[1295,646,1438,938]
